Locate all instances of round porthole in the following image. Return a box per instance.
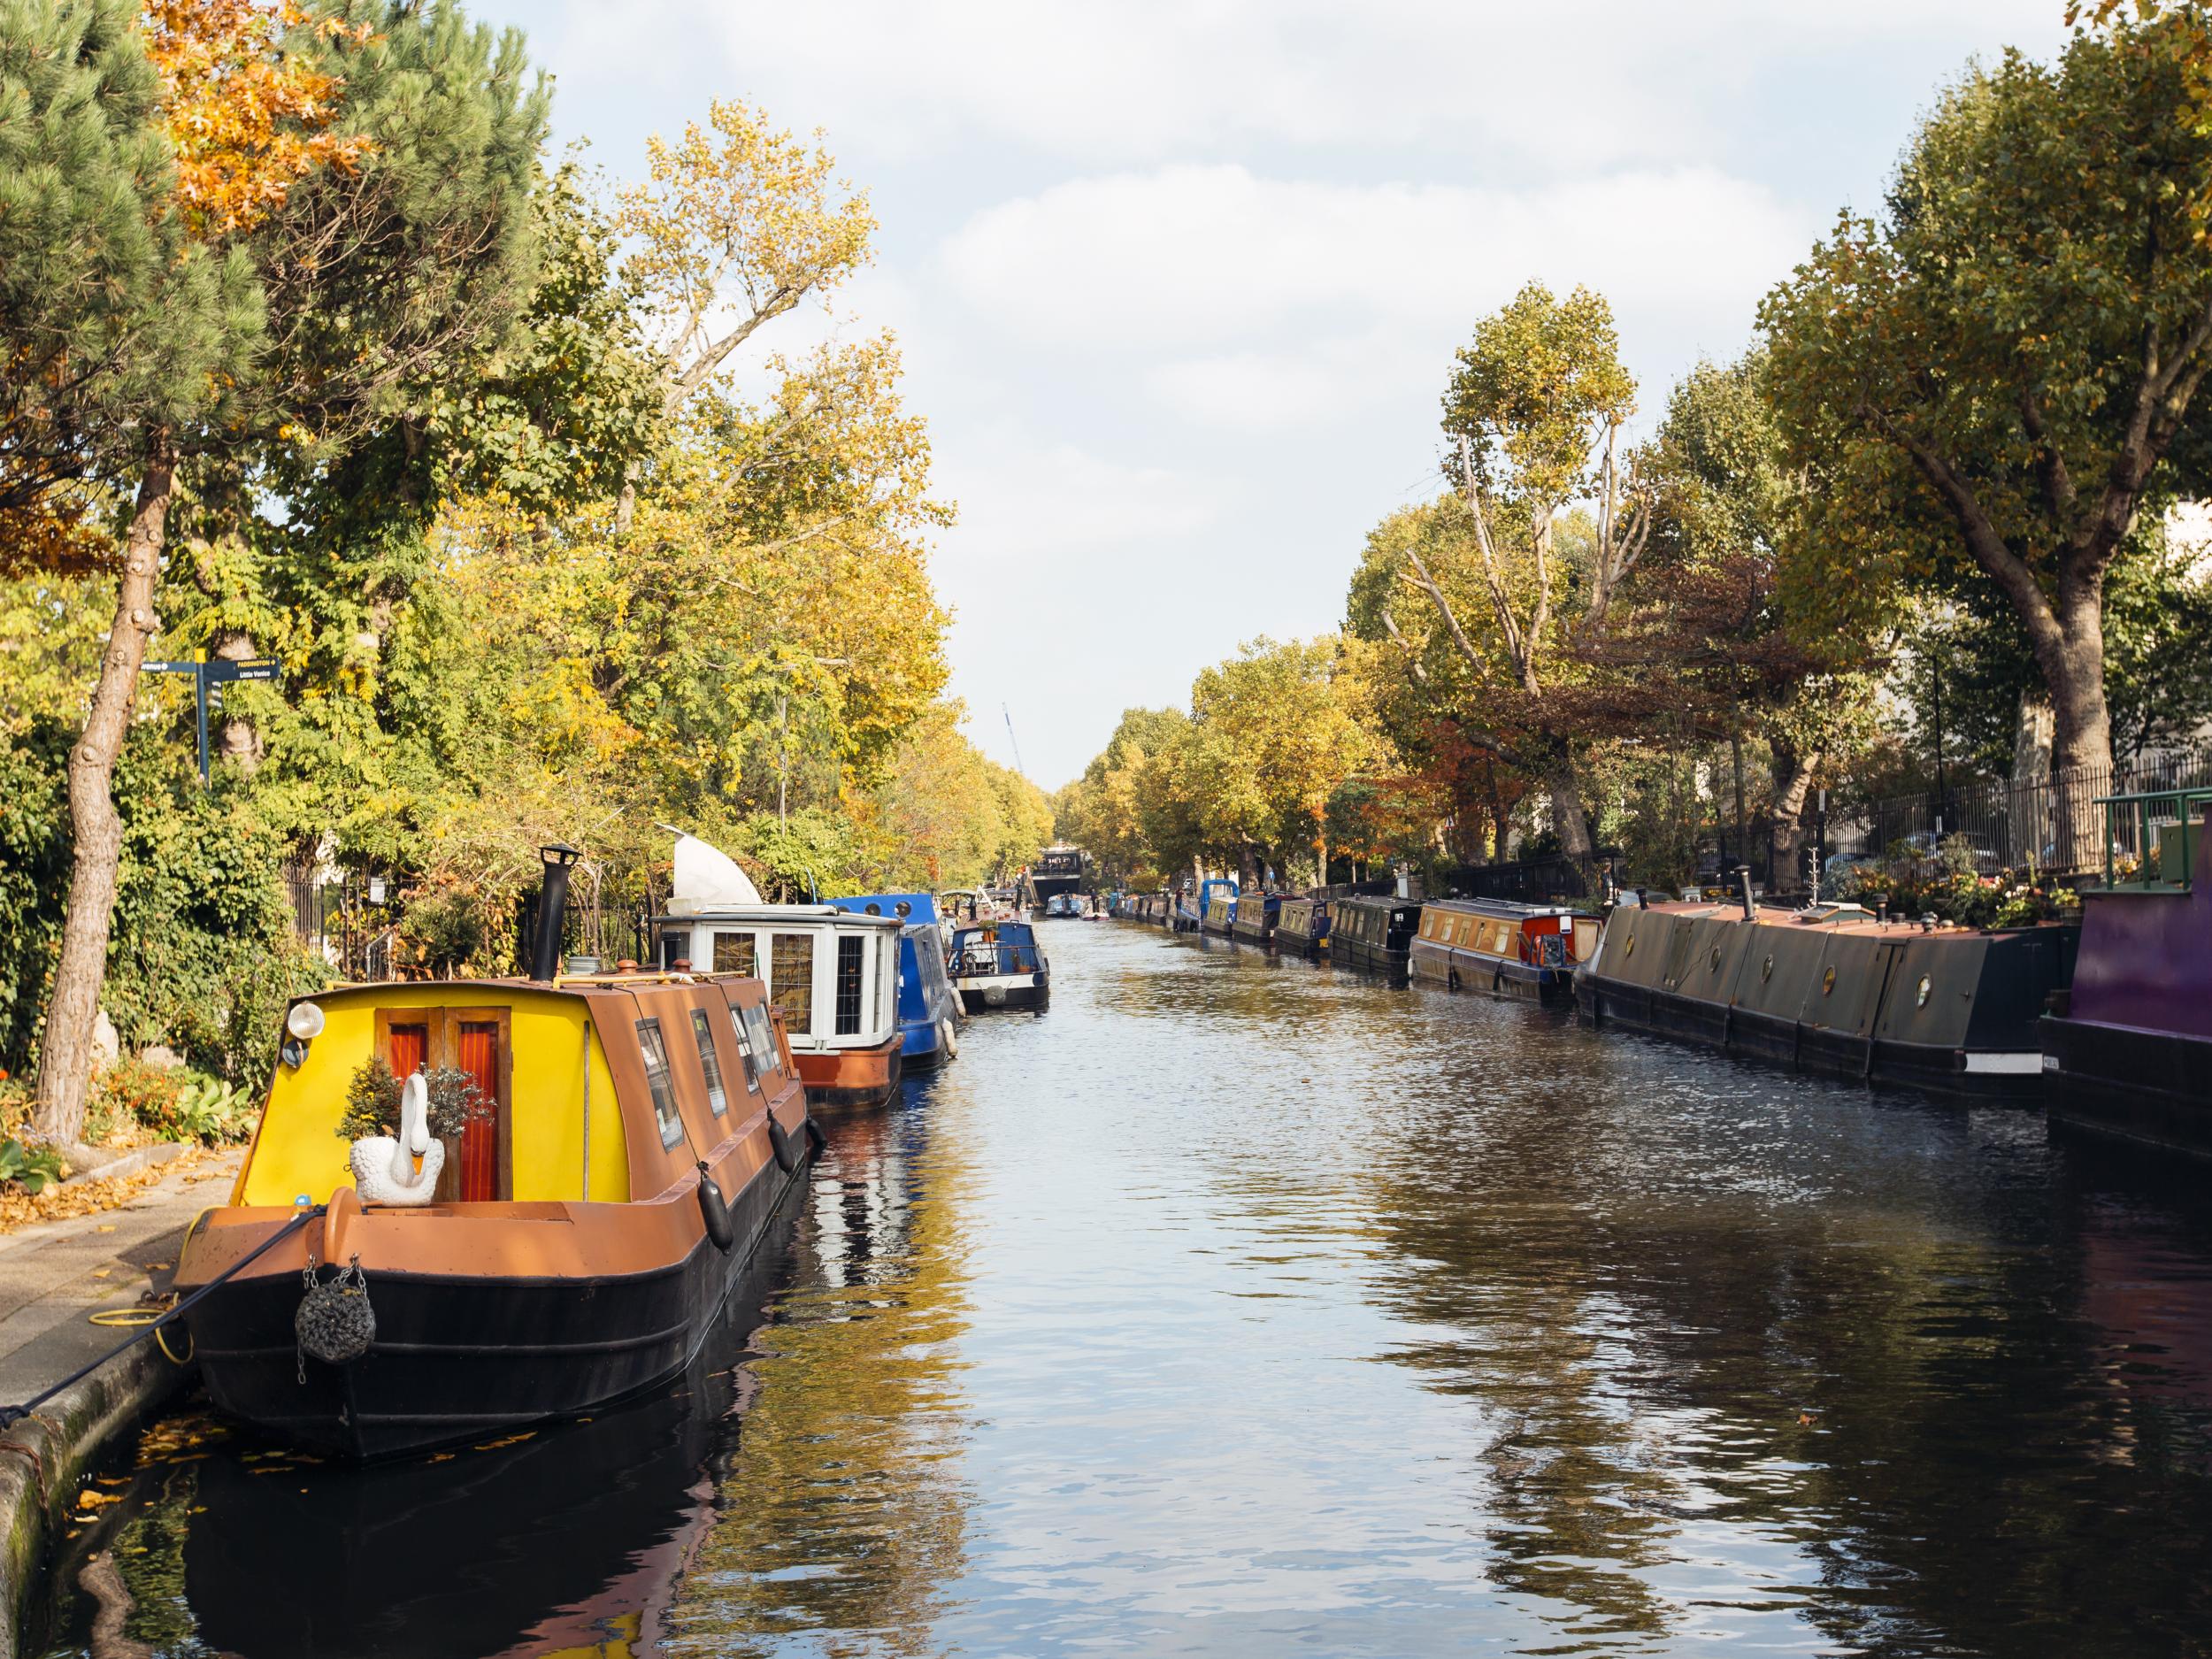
[1761,953,1775,982]
[1822,965,1837,996]
[1709,946,1723,972]
[1916,973,1932,1008]
[895,900,912,918]
[864,902,881,915]
[1624,933,1636,956]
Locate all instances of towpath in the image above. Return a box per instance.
[0,1150,243,1410]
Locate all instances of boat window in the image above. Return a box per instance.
[744,1002,781,1079]
[771,934,814,1028]
[835,935,865,1036]
[712,931,756,976]
[726,1005,763,1092]
[690,1009,728,1115]
[634,1019,684,1148]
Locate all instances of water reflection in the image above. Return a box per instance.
[26,925,2212,1656]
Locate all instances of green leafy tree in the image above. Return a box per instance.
[1409,282,1653,856]
[1762,15,2212,859]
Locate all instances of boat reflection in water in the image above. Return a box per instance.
[33,1181,803,1659]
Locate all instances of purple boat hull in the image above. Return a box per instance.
[2045,818,2212,1153]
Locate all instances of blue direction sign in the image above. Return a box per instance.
[142,652,280,783]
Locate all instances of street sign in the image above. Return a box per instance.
[142,654,280,783]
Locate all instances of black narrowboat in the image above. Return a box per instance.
[1577,896,2073,1101]
[1332,895,1423,978]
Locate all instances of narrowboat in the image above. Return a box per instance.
[174,856,818,1459]
[1201,890,1239,937]
[655,835,903,1108]
[1332,895,1424,978]
[826,892,964,1071]
[1409,898,1598,1005]
[2044,791,2212,1153]
[1578,892,2075,1101]
[1027,845,1088,909]
[1230,891,1280,947]
[1273,894,1332,956]
[951,918,1050,1011]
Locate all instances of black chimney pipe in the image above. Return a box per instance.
[532,843,580,981]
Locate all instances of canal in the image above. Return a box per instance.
[27,921,2212,1656]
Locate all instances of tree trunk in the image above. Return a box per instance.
[2043,592,2116,875]
[1548,745,1593,859]
[35,451,173,1148]
[1770,749,1821,891]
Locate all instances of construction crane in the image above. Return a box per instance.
[1002,703,1027,778]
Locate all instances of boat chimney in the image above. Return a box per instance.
[1736,864,1755,922]
[532,842,581,982]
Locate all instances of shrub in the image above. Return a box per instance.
[335,1057,488,1141]
[0,1135,65,1194]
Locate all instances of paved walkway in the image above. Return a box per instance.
[0,1151,244,1409]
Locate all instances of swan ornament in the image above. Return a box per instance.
[349,1071,444,1206]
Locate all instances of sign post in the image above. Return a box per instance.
[142,651,280,783]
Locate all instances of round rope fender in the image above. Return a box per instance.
[296,1257,375,1369]
[695,1163,736,1252]
[768,1113,803,1174]
[803,1117,827,1155]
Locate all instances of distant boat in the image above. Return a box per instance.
[1409,897,1596,1004]
[1025,845,1087,909]
[950,918,1050,1011]
[826,892,964,1070]
[654,835,903,1108]
[1273,894,1333,956]
[1332,895,1425,978]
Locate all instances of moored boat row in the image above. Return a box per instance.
[1130,795,2212,1159]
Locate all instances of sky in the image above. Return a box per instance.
[475,1,2072,788]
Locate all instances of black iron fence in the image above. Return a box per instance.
[1815,749,2212,886]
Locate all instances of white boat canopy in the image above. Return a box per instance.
[668,833,762,914]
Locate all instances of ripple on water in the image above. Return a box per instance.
[26,922,2212,1657]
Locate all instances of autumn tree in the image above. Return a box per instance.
[611,98,873,527]
[1404,282,1652,857]
[24,0,549,1147]
[1762,14,2212,856]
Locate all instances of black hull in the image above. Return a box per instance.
[1578,974,2039,1102]
[1338,940,1409,979]
[187,1154,808,1460]
[2043,1016,2212,1155]
[1414,956,1571,1006]
[958,983,1048,1013]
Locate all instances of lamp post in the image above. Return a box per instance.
[532,842,582,982]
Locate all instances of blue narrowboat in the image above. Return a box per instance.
[950,918,1050,1012]
[826,893,964,1068]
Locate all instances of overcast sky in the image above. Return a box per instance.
[475,1,2070,788]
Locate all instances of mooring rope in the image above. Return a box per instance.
[0,1206,324,1431]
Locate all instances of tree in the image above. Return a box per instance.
[28,0,549,1146]
[611,97,873,527]
[1411,282,1652,856]
[2,0,264,1146]
[1762,15,2212,848]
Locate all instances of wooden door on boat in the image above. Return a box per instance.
[371,1007,511,1202]
[456,1020,500,1202]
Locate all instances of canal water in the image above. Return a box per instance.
[26,922,2212,1656]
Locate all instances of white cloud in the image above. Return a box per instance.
[940,165,1810,349]
[561,0,2062,173]
[937,434,1230,573]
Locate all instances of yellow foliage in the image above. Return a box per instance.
[143,0,372,239]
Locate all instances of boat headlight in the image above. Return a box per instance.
[282,1000,325,1067]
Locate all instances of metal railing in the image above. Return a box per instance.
[2098,787,2212,890]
